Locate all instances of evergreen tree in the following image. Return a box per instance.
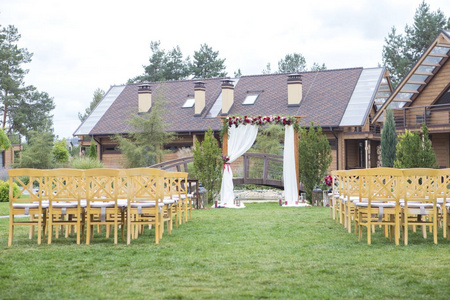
[0,25,55,140]
[298,123,332,202]
[310,62,327,71]
[78,88,105,122]
[88,139,97,160]
[190,44,227,78]
[382,1,450,87]
[115,97,174,168]
[261,62,272,74]
[393,124,438,168]
[17,130,54,169]
[278,53,307,73]
[192,128,222,203]
[0,129,11,151]
[381,108,397,167]
[131,41,190,82]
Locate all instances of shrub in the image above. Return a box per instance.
[192,128,222,203]
[298,122,332,202]
[0,180,20,202]
[70,157,104,169]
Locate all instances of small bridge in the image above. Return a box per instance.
[150,153,285,189]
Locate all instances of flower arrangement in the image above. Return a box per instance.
[321,174,337,192]
[221,115,299,141]
[226,115,297,127]
[221,155,230,164]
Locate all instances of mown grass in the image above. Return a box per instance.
[1,203,449,299]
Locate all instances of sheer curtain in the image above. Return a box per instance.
[220,124,258,208]
[283,125,298,205]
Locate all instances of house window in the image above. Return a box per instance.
[102,144,120,154]
[243,94,259,105]
[435,86,450,105]
[182,98,195,108]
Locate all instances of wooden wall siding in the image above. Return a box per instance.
[370,141,379,168]
[345,140,360,169]
[432,133,450,168]
[102,153,126,168]
[410,60,450,108]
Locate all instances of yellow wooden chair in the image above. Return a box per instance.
[125,168,165,244]
[8,169,46,246]
[356,168,403,245]
[176,172,191,223]
[401,168,439,245]
[46,169,85,244]
[436,168,450,239]
[342,169,367,234]
[333,170,345,225]
[85,168,123,244]
[163,172,180,229]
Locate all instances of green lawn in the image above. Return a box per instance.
[1,203,449,299]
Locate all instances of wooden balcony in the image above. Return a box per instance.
[391,103,450,132]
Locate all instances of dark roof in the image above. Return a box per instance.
[81,67,365,136]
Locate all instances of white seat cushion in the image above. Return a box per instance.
[130,202,156,208]
[13,203,39,209]
[90,201,115,208]
[117,199,128,208]
[51,202,78,208]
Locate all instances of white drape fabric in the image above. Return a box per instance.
[220,124,258,208]
[283,125,298,205]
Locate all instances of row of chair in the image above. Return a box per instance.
[329,168,450,245]
[8,168,193,246]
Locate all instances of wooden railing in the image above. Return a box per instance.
[150,153,285,188]
[392,103,450,130]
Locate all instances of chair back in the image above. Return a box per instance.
[45,169,84,203]
[401,168,439,204]
[126,168,165,202]
[366,168,403,204]
[8,168,45,204]
[84,168,120,204]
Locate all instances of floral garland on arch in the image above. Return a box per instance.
[221,115,300,141]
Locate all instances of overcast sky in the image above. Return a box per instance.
[1,0,450,139]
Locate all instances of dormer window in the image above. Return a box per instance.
[243,94,259,105]
[182,97,195,108]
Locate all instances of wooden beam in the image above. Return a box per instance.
[436,43,450,48]
[413,71,434,76]
[392,99,412,102]
[420,62,440,67]
[377,89,391,93]
[406,80,426,85]
[427,53,448,58]
[399,90,419,94]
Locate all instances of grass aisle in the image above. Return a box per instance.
[1,203,449,299]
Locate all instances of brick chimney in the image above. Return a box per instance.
[287,74,302,106]
[221,79,234,115]
[138,84,152,113]
[194,81,206,116]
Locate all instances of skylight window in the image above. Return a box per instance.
[182,98,195,108]
[243,94,259,105]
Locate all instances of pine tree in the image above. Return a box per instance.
[52,138,69,163]
[393,124,438,168]
[382,1,450,87]
[381,109,397,167]
[298,123,332,202]
[190,44,227,78]
[192,128,222,203]
[114,97,174,168]
[278,53,307,73]
[78,88,105,122]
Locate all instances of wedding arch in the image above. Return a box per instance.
[219,115,303,208]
